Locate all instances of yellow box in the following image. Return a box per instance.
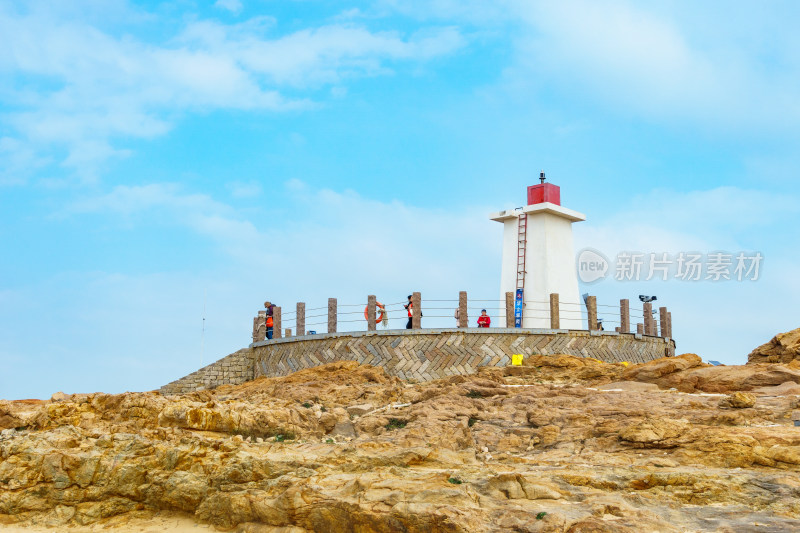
[511,354,523,366]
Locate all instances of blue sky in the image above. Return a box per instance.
[1,0,799,400]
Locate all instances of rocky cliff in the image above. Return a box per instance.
[3,353,800,532]
[748,327,800,364]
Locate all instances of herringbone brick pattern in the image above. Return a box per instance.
[160,348,253,395]
[252,329,674,382]
[161,329,674,393]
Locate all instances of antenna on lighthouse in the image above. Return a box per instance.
[539,170,546,184]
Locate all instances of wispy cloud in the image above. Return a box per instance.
[512,1,800,131]
[215,0,243,16]
[382,0,800,133]
[0,3,465,182]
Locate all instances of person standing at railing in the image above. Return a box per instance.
[264,301,275,339]
[477,309,491,328]
[404,295,413,329]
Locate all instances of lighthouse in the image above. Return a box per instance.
[489,173,586,329]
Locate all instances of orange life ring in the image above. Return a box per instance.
[364,302,386,324]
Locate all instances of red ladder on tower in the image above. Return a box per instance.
[516,213,527,290]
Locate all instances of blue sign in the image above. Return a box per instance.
[514,289,523,328]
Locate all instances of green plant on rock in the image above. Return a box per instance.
[448,477,462,485]
[274,430,296,442]
[536,512,547,520]
[468,417,478,427]
[466,390,483,399]
[385,418,408,430]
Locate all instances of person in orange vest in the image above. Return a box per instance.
[264,301,275,340]
[404,295,413,329]
[477,309,491,328]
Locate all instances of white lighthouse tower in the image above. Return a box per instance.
[489,173,586,329]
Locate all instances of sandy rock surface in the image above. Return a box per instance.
[748,327,800,364]
[2,355,800,532]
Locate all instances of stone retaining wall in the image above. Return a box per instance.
[160,329,675,394]
[252,328,675,383]
[160,348,254,395]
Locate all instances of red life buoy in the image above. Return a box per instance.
[364,302,386,324]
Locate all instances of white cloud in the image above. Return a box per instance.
[227,180,262,198]
[0,4,465,179]
[507,1,800,131]
[63,178,501,301]
[571,185,800,364]
[215,0,243,16]
[382,0,800,133]
[0,136,49,185]
[576,186,799,255]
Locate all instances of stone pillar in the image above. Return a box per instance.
[643,302,653,336]
[620,299,630,334]
[274,307,282,339]
[549,293,560,329]
[667,311,673,338]
[253,310,266,342]
[285,328,292,338]
[328,298,337,334]
[659,307,669,338]
[367,295,377,331]
[637,323,644,334]
[586,296,598,331]
[505,292,514,328]
[412,292,421,329]
[296,302,305,336]
[458,291,468,328]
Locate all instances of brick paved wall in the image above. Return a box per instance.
[160,329,675,393]
[252,328,675,382]
[160,348,254,395]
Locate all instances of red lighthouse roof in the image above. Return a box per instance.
[527,171,560,205]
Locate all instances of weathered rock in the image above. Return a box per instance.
[621,353,704,383]
[748,327,800,364]
[3,355,800,531]
[719,392,757,408]
[346,403,375,417]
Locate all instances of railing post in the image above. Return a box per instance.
[637,323,644,334]
[412,292,421,329]
[505,292,514,328]
[659,307,669,338]
[643,302,653,335]
[367,295,377,331]
[253,311,266,342]
[620,299,630,333]
[549,293,560,329]
[586,295,598,331]
[328,298,337,334]
[274,307,282,339]
[667,311,673,338]
[296,302,305,336]
[458,291,468,328]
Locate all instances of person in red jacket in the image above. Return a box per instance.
[477,309,491,328]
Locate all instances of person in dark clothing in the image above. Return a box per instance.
[264,301,275,340]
